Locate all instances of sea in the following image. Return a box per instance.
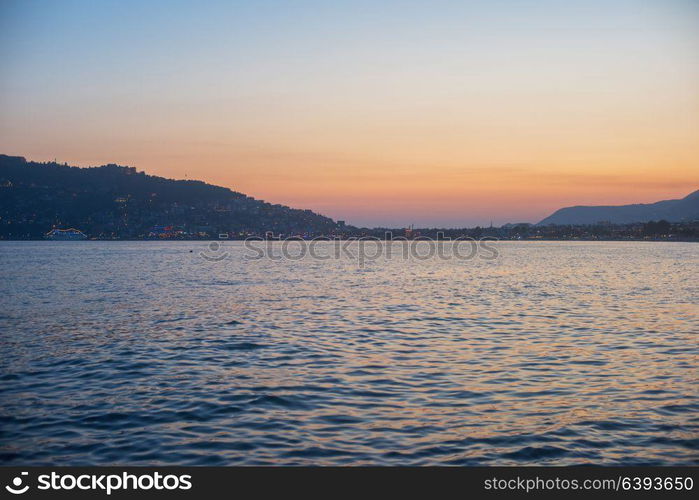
[0,240,697,465]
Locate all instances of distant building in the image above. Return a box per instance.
[148,225,185,238]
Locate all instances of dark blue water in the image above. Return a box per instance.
[1,241,697,465]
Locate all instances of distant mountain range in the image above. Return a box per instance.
[538,190,699,225]
[0,154,340,239]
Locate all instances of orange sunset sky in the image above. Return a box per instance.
[1,0,698,226]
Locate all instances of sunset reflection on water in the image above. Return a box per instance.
[0,241,697,465]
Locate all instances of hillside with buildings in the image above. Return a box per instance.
[0,155,341,239]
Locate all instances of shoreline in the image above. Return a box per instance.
[1,238,697,243]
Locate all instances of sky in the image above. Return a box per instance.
[1,0,698,227]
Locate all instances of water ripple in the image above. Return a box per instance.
[0,241,697,465]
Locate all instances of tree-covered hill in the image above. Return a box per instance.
[538,190,699,225]
[0,154,340,239]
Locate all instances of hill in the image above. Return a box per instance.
[538,190,699,225]
[0,154,340,239]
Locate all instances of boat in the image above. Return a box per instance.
[45,228,88,240]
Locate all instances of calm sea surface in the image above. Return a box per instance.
[0,241,697,465]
